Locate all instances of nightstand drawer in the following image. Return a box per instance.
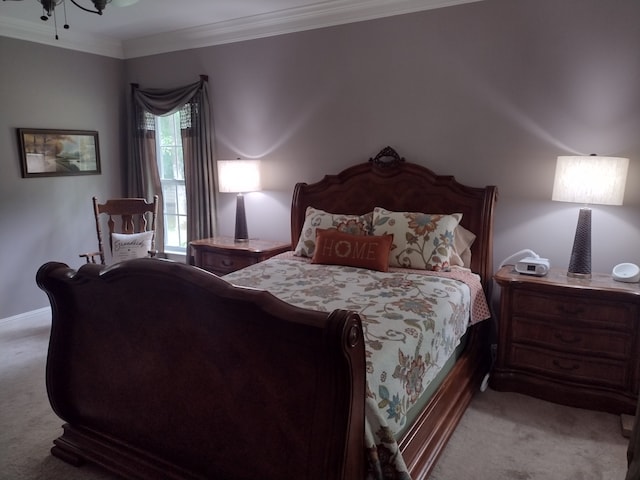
[511,317,631,359]
[512,291,632,329]
[510,344,628,389]
[191,237,291,276]
[200,251,256,274]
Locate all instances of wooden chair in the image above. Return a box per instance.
[80,196,159,265]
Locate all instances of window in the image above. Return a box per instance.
[155,111,187,252]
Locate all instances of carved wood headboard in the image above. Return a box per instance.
[290,146,498,291]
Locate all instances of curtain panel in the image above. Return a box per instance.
[129,76,217,257]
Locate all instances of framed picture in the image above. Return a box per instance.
[17,128,101,178]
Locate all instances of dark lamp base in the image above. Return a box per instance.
[567,271,591,279]
[567,207,591,279]
[234,193,249,242]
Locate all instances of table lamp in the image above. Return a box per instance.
[551,155,629,278]
[217,159,262,242]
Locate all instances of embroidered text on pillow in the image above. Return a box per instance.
[311,228,393,272]
[320,237,381,261]
[114,237,148,252]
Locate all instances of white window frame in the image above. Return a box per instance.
[154,111,187,253]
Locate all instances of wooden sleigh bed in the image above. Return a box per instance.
[37,147,497,480]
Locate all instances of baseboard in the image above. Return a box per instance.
[0,306,51,331]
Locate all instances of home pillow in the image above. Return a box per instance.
[294,207,372,258]
[311,228,393,272]
[371,207,462,271]
[450,225,476,268]
[111,231,154,263]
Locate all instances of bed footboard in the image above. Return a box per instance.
[37,258,366,480]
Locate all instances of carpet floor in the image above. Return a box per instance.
[430,385,628,479]
[0,314,629,480]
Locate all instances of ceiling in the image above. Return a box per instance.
[0,0,481,59]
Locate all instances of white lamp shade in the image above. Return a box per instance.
[552,155,629,206]
[217,160,262,193]
[111,0,140,6]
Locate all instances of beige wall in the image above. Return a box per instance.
[1,0,638,319]
[0,37,126,319]
[126,0,640,276]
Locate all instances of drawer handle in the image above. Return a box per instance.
[552,359,579,371]
[557,305,584,315]
[221,259,234,266]
[553,333,581,344]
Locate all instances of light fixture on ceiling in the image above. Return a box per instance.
[3,0,138,40]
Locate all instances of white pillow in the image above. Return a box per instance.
[449,225,476,268]
[111,231,154,263]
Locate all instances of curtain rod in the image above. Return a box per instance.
[130,75,207,90]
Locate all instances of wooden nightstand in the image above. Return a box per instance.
[491,266,640,415]
[190,236,291,275]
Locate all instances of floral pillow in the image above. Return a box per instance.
[371,207,462,271]
[294,207,372,258]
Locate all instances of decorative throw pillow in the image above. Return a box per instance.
[449,225,476,268]
[293,207,372,258]
[111,231,154,263]
[371,207,462,271]
[311,228,393,272]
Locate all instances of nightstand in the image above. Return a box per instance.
[491,266,640,415]
[190,236,291,275]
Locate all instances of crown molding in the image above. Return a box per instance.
[123,0,482,59]
[0,0,482,60]
[0,15,124,58]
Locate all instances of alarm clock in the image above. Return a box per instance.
[612,263,640,283]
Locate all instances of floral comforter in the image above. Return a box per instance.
[223,252,490,479]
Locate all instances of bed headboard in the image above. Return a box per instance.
[291,146,498,290]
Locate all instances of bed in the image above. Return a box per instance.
[37,146,497,480]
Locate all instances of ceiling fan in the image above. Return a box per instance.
[2,0,139,39]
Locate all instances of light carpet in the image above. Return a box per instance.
[430,384,628,479]
[0,315,629,480]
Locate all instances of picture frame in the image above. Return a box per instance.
[17,128,101,178]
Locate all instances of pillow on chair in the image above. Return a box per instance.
[111,231,154,263]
